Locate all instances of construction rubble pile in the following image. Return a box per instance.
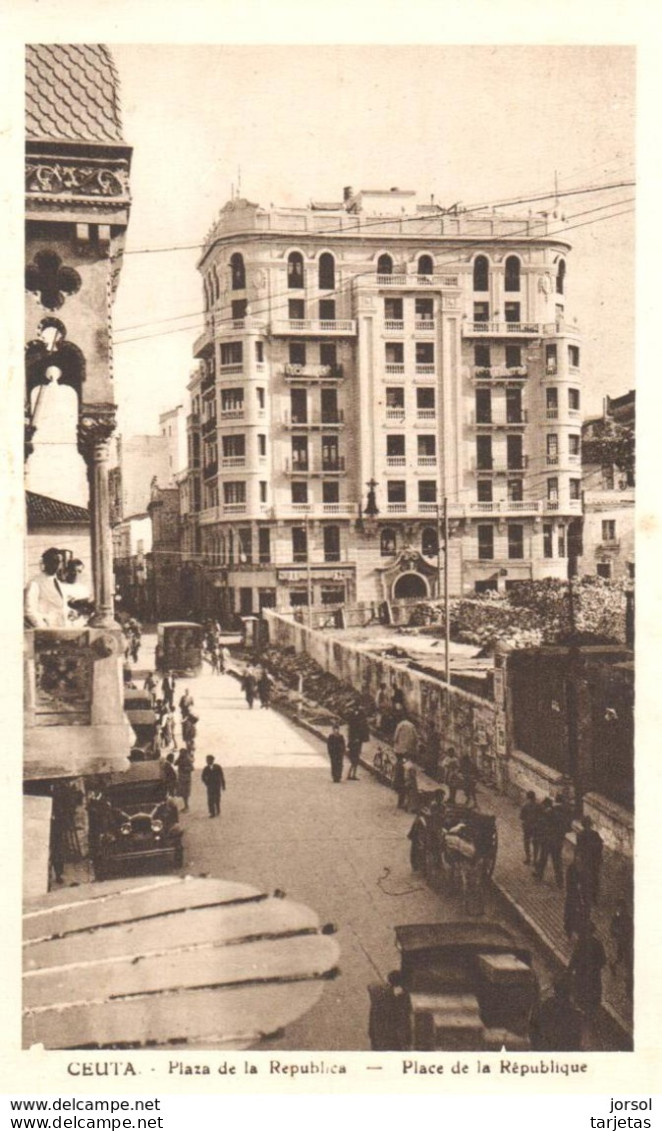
[261,645,371,725]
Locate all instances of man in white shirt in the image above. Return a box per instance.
[24,547,67,628]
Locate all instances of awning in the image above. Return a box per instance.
[23,876,339,1049]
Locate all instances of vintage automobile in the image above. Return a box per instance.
[88,763,184,881]
[123,687,158,759]
[155,621,204,677]
[368,921,539,1052]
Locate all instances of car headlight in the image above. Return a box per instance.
[151,819,164,833]
[120,823,132,836]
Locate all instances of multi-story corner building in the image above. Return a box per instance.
[184,187,583,618]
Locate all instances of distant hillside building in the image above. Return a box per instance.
[581,391,634,584]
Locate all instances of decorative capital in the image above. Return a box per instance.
[77,404,117,459]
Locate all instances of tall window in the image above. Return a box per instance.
[291,436,308,470]
[386,435,405,461]
[220,341,243,366]
[546,387,558,416]
[291,481,308,504]
[288,298,305,320]
[543,523,553,558]
[258,433,266,456]
[508,524,524,559]
[223,481,246,505]
[505,345,521,368]
[547,477,559,503]
[258,527,271,564]
[602,519,616,542]
[321,388,339,423]
[380,527,396,556]
[418,481,437,504]
[415,342,434,368]
[319,252,335,290]
[473,255,489,291]
[377,253,393,276]
[568,345,580,368]
[259,480,267,502]
[569,434,581,458]
[320,342,337,368]
[255,339,264,362]
[507,434,523,470]
[476,387,492,424]
[319,299,336,320]
[323,526,341,563]
[387,481,406,504]
[570,478,581,501]
[504,301,520,323]
[384,297,403,321]
[222,435,245,459]
[386,387,405,410]
[417,435,436,460]
[504,256,521,291]
[506,388,522,423]
[256,387,265,410]
[474,302,490,323]
[232,298,247,320]
[230,253,245,290]
[290,388,307,424]
[322,480,339,504]
[546,434,559,465]
[421,527,438,557]
[289,342,306,366]
[477,525,494,560]
[292,527,308,563]
[416,297,434,321]
[238,528,252,564]
[556,260,566,295]
[322,436,340,469]
[385,342,404,366]
[416,387,435,413]
[568,388,580,411]
[287,251,305,289]
[475,344,491,368]
[477,479,493,503]
[476,435,493,470]
[418,254,434,277]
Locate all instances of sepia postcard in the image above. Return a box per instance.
[2,0,661,1108]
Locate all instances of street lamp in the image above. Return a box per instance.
[436,496,451,685]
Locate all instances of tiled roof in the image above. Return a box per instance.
[27,491,90,526]
[26,44,124,144]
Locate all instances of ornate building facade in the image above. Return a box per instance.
[24,45,133,784]
[183,187,583,619]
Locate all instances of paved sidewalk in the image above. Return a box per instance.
[283,696,634,1044]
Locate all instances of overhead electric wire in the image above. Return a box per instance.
[120,177,635,259]
[113,199,635,348]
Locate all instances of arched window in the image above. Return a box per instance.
[473,255,489,292]
[377,253,393,277]
[505,256,520,292]
[319,252,335,290]
[421,526,439,557]
[230,253,246,291]
[418,254,434,277]
[380,527,397,556]
[287,251,305,289]
[556,259,566,295]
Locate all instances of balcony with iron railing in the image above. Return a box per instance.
[417,455,437,467]
[415,364,436,377]
[386,455,407,467]
[384,320,404,332]
[220,406,245,420]
[283,456,347,476]
[544,498,582,513]
[270,319,357,336]
[282,363,344,380]
[415,320,435,332]
[219,363,244,376]
[386,408,405,421]
[472,410,528,428]
[464,321,555,337]
[472,365,528,380]
[282,411,345,428]
[221,456,246,468]
[201,416,217,436]
[202,461,218,479]
[385,363,405,376]
[471,455,529,473]
[374,273,459,288]
[416,408,436,421]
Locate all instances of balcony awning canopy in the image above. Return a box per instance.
[23,876,339,1050]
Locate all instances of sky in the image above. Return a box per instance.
[110,44,635,433]
[25,44,635,504]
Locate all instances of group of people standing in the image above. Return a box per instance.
[520,790,633,1007]
[240,663,273,710]
[202,621,230,676]
[326,707,371,782]
[157,676,227,819]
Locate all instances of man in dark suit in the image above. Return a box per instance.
[201,754,226,818]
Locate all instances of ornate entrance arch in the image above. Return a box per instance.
[392,572,429,600]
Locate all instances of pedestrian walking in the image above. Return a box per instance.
[208,645,219,675]
[161,710,177,752]
[519,791,539,865]
[563,859,588,939]
[179,688,194,719]
[175,747,194,811]
[375,683,391,734]
[347,707,369,780]
[162,671,176,711]
[326,723,346,783]
[242,668,256,709]
[220,645,230,674]
[439,747,460,804]
[575,815,604,906]
[201,754,226,818]
[610,898,633,997]
[529,976,583,1052]
[258,669,273,709]
[143,671,158,705]
[182,713,198,759]
[534,798,565,888]
[568,920,607,1016]
[161,752,178,797]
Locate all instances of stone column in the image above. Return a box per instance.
[78,407,118,628]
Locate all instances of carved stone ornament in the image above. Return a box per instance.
[538,273,553,295]
[25,250,81,311]
[253,268,267,292]
[25,162,129,198]
[91,632,118,658]
[77,405,117,458]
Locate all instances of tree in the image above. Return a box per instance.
[582,417,635,483]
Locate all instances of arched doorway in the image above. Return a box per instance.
[393,572,428,599]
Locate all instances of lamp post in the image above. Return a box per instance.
[566,517,583,816]
[436,497,451,685]
[306,512,313,628]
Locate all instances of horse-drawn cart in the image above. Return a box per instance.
[409,795,498,913]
